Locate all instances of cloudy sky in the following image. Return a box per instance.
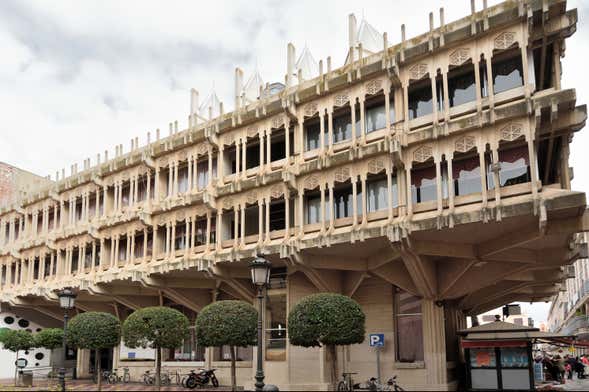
[1,0,588,323]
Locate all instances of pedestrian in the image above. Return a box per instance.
[556,355,566,383]
[575,356,585,379]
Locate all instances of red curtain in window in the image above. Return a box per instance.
[411,165,436,188]
[499,145,529,165]
[452,157,480,179]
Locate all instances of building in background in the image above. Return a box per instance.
[476,305,534,327]
[547,231,589,344]
[0,162,53,209]
[0,1,588,390]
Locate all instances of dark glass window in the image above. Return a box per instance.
[453,156,482,196]
[333,112,352,143]
[395,288,423,362]
[408,81,433,119]
[492,55,524,94]
[449,66,477,107]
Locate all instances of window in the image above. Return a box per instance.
[265,294,286,361]
[365,103,386,133]
[193,219,207,246]
[394,289,423,362]
[213,346,252,362]
[333,111,352,143]
[305,122,321,151]
[121,184,130,207]
[118,238,127,262]
[167,326,205,361]
[269,201,285,231]
[270,131,286,162]
[306,195,321,224]
[196,160,208,189]
[43,256,51,278]
[492,54,524,94]
[408,80,433,119]
[411,165,437,204]
[33,258,40,280]
[367,178,388,212]
[448,65,477,107]
[453,156,482,196]
[71,248,79,273]
[175,224,187,250]
[178,166,189,193]
[84,247,92,269]
[246,142,260,169]
[333,185,353,219]
[487,145,530,189]
[134,234,144,259]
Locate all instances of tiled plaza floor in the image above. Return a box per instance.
[0,379,234,391]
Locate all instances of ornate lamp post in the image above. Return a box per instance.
[57,287,76,392]
[249,256,271,392]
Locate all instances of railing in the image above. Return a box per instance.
[561,315,589,336]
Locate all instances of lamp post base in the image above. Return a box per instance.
[58,367,66,392]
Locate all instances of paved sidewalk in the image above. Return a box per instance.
[0,379,234,391]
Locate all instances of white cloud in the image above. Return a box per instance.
[0,0,587,323]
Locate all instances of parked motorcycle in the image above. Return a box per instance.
[185,368,219,389]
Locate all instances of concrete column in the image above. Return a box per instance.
[320,184,326,233]
[448,155,455,212]
[298,191,304,236]
[285,122,291,163]
[129,232,135,264]
[422,300,448,388]
[234,207,240,247]
[384,91,391,132]
[259,133,265,171]
[258,200,264,243]
[406,167,413,216]
[173,161,179,196]
[242,138,247,175]
[386,170,393,220]
[435,159,443,214]
[171,222,177,256]
[187,156,193,191]
[216,212,222,251]
[478,149,488,207]
[265,198,270,242]
[240,205,246,246]
[319,113,325,154]
[284,194,290,239]
[327,111,333,151]
[235,140,241,177]
[207,151,213,187]
[266,131,272,168]
[431,76,439,125]
[359,99,366,143]
[442,69,450,122]
[328,183,335,230]
[218,146,224,184]
[352,177,358,227]
[351,101,357,144]
[76,349,92,378]
[361,176,367,225]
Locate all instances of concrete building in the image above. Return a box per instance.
[0,0,588,390]
[0,162,53,209]
[547,232,589,343]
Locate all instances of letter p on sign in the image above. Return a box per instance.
[369,333,384,347]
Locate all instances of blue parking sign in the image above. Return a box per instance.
[369,333,385,347]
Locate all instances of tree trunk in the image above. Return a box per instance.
[230,345,236,391]
[14,350,18,386]
[96,349,102,392]
[327,345,338,390]
[155,346,161,391]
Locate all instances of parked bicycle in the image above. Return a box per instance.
[92,369,111,384]
[337,372,357,391]
[142,370,154,385]
[185,368,219,389]
[108,367,131,384]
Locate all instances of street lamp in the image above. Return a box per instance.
[57,287,76,392]
[249,256,271,392]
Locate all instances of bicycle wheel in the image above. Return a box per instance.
[337,380,349,391]
[108,374,117,384]
[211,375,219,387]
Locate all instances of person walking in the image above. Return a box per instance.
[556,355,566,383]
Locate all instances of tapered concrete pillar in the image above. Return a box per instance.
[76,348,91,378]
[422,299,450,390]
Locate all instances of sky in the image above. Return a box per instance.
[0,0,588,324]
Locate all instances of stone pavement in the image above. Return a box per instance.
[560,376,589,391]
[0,379,235,391]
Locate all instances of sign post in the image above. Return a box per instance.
[369,333,385,383]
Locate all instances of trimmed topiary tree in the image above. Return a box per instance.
[66,312,121,391]
[0,329,35,385]
[288,293,365,386]
[195,300,257,391]
[34,328,63,351]
[122,306,189,390]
